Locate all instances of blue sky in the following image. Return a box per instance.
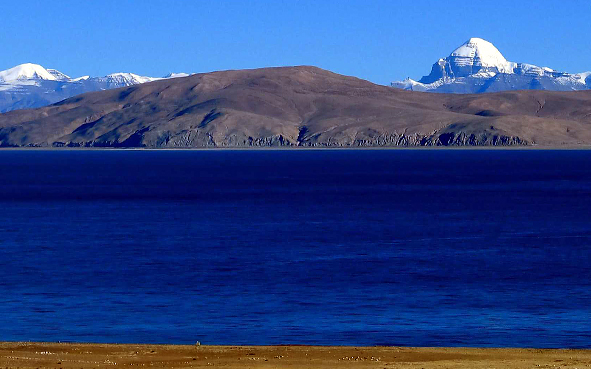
[2,0,590,85]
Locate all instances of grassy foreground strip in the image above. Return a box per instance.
[1,342,590,368]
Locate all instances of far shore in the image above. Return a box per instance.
[3,145,591,151]
[1,342,591,368]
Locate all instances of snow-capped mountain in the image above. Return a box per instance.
[98,73,159,86]
[163,72,190,79]
[0,63,191,112]
[392,38,591,93]
[0,63,59,82]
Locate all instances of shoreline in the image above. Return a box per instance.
[2,342,590,368]
[2,145,591,151]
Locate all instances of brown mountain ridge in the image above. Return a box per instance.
[1,66,591,147]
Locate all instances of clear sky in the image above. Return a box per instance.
[2,0,590,85]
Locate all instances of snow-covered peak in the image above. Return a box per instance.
[47,68,71,81]
[578,71,591,82]
[163,72,190,79]
[450,38,514,73]
[0,64,192,112]
[0,63,190,86]
[451,38,505,59]
[101,73,160,85]
[558,71,591,87]
[0,63,58,82]
[391,38,591,93]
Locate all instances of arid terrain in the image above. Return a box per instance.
[1,66,591,148]
[1,343,591,369]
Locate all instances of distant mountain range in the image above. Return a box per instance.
[2,66,591,148]
[392,38,591,93]
[0,63,190,112]
[4,38,590,115]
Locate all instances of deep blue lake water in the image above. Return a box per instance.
[1,149,591,347]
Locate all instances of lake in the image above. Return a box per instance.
[1,149,590,347]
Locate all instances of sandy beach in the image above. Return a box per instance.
[1,343,590,368]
